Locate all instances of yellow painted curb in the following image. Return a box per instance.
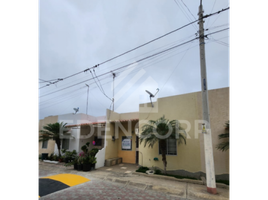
[41,174,90,187]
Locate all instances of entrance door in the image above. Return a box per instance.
[136,135,139,164]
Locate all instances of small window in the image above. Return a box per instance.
[94,136,102,146]
[159,138,177,155]
[42,140,48,149]
[62,139,69,150]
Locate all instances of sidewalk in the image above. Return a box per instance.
[39,161,229,200]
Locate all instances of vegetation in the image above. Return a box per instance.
[39,122,69,156]
[216,121,229,152]
[135,166,197,180]
[136,166,149,173]
[139,116,186,174]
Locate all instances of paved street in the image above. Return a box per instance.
[40,177,185,200]
[39,161,229,200]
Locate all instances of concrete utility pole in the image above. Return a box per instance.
[198,0,217,194]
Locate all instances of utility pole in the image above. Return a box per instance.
[85,84,89,116]
[198,0,217,194]
[112,73,116,111]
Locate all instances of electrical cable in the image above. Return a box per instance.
[38,31,229,109]
[40,41,195,106]
[39,65,99,89]
[39,36,199,98]
[180,0,197,20]
[90,69,112,101]
[39,28,229,103]
[173,0,198,31]
[206,0,217,27]
[40,35,192,92]
[159,41,194,92]
[208,3,229,29]
[93,69,105,94]
[39,7,229,90]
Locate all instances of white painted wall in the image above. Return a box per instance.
[53,113,107,161]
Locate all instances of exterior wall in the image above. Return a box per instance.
[39,115,58,156]
[138,87,229,176]
[117,121,138,164]
[53,113,106,155]
[105,110,139,164]
[105,110,120,159]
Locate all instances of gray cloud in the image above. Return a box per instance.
[39,0,229,119]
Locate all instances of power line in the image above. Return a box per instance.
[40,41,198,106]
[39,7,229,90]
[160,41,194,92]
[39,36,199,98]
[39,27,229,99]
[208,3,229,29]
[39,42,203,108]
[206,0,217,27]
[208,36,229,47]
[39,65,98,89]
[90,69,113,101]
[173,0,198,31]
[93,69,105,94]
[180,0,197,20]
[205,27,229,37]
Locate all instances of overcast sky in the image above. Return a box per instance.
[39,0,229,120]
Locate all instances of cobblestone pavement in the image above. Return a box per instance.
[39,169,58,177]
[39,161,229,200]
[40,177,186,200]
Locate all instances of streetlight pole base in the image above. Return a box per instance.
[207,187,217,194]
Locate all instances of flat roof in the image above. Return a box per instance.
[66,118,139,127]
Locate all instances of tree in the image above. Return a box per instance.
[139,116,186,174]
[39,122,69,156]
[216,121,229,152]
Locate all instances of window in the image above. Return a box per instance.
[159,138,177,155]
[94,136,102,146]
[62,139,69,150]
[42,140,48,149]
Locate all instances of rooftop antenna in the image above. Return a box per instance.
[85,84,89,116]
[145,88,159,107]
[112,72,116,111]
[73,107,79,115]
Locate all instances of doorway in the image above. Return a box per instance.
[135,135,139,164]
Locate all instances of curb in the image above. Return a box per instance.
[133,172,229,189]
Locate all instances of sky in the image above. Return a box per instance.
[39,0,229,119]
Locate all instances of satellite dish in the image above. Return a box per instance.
[73,107,79,114]
[145,90,154,97]
[145,88,159,107]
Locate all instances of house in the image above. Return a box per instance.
[39,87,229,180]
[39,115,58,157]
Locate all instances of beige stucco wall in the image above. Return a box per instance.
[39,115,58,156]
[105,110,139,163]
[138,87,229,175]
[105,110,119,159]
[117,121,138,164]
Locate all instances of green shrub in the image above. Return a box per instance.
[89,148,99,157]
[49,153,54,160]
[136,166,150,173]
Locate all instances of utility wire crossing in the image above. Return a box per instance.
[39,7,229,90]
[39,27,229,98]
